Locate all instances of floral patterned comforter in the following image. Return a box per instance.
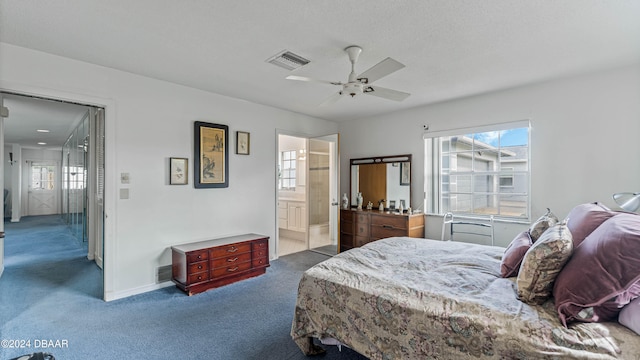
[291,237,640,359]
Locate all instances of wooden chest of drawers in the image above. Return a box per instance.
[340,209,424,252]
[171,233,269,295]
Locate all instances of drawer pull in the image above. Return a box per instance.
[197,265,203,269]
[197,255,202,259]
[227,266,239,272]
[227,257,238,262]
[227,246,238,253]
[197,275,202,280]
[382,225,394,229]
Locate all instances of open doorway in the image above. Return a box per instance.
[1,92,105,297]
[277,134,308,256]
[276,133,339,257]
[307,135,339,256]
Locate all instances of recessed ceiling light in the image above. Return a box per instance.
[37,142,47,145]
[36,129,50,133]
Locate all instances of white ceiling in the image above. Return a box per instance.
[1,1,640,146]
[1,94,89,150]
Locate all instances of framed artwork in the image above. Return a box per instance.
[194,121,229,188]
[236,131,250,155]
[169,157,188,185]
[400,161,410,186]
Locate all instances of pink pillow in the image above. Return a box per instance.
[554,213,640,326]
[619,296,640,335]
[500,231,532,278]
[565,202,617,247]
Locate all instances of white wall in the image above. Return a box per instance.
[0,43,338,300]
[339,64,640,247]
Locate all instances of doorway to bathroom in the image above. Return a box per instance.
[276,133,338,257]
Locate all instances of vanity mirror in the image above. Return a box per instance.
[350,154,411,210]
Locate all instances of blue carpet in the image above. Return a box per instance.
[0,215,368,360]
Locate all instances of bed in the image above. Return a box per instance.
[290,237,640,359]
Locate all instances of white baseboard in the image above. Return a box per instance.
[104,281,174,302]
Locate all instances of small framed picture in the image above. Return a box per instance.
[236,131,250,155]
[170,157,188,185]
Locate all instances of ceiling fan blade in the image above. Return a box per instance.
[319,91,343,107]
[364,85,410,101]
[286,75,342,86]
[357,57,405,84]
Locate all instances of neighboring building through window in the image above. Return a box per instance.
[279,150,297,190]
[425,120,530,221]
[500,167,514,188]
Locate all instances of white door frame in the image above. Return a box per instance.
[0,95,6,277]
[0,84,115,301]
[308,134,340,248]
[274,130,339,259]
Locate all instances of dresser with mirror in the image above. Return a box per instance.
[340,154,425,252]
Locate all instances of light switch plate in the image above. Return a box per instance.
[120,188,129,199]
[121,172,130,184]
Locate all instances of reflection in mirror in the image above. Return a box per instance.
[350,155,411,210]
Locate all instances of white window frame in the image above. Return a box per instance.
[31,163,56,190]
[279,150,297,190]
[424,120,531,222]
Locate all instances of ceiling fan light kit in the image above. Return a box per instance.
[342,82,364,97]
[286,45,410,104]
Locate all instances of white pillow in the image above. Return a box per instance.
[619,296,640,335]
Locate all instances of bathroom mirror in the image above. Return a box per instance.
[350,154,411,210]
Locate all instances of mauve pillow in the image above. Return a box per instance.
[554,212,640,326]
[565,202,617,247]
[528,208,558,242]
[500,231,532,278]
[619,296,640,335]
[517,221,573,305]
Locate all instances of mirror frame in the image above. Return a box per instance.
[350,154,412,210]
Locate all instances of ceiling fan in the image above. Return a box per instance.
[286,46,410,105]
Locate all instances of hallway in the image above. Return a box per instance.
[1,214,102,296]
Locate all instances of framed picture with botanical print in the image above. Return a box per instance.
[169,157,188,185]
[236,131,250,155]
[194,121,229,188]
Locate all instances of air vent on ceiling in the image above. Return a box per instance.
[266,50,310,71]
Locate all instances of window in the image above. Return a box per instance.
[425,121,530,220]
[31,164,56,190]
[279,150,296,190]
[63,166,86,190]
[500,167,514,188]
